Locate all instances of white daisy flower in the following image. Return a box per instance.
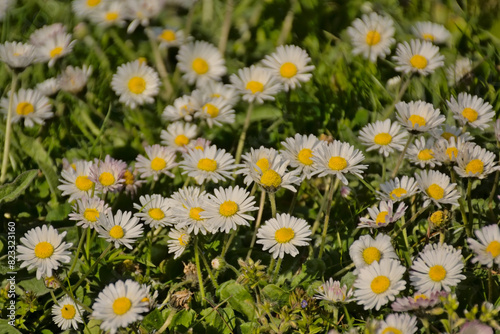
[134,194,172,228]
[162,95,197,122]
[160,121,198,152]
[256,213,312,259]
[346,12,395,62]
[358,201,407,229]
[89,1,127,28]
[280,133,323,179]
[195,97,235,128]
[97,210,144,249]
[0,41,36,68]
[261,45,315,91]
[314,278,354,304]
[247,154,301,193]
[446,92,495,130]
[393,39,444,75]
[58,160,95,202]
[467,225,500,268]
[69,196,111,229]
[395,100,445,133]
[236,146,280,186]
[91,279,149,334]
[155,27,188,48]
[168,228,190,259]
[201,186,258,233]
[184,137,211,153]
[495,119,500,142]
[358,119,408,157]
[58,65,92,94]
[447,58,473,85]
[199,81,239,107]
[52,295,84,330]
[36,78,60,96]
[34,29,76,67]
[376,313,418,334]
[180,144,236,184]
[89,155,127,193]
[377,176,419,202]
[406,136,441,168]
[312,140,368,185]
[392,290,447,312]
[454,143,499,179]
[171,187,212,235]
[0,88,53,127]
[0,0,14,22]
[412,21,451,44]
[410,243,465,293]
[353,258,406,310]
[72,0,104,18]
[17,225,72,279]
[433,136,467,164]
[229,65,282,104]
[123,167,145,197]
[124,0,166,33]
[135,144,177,181]
[415,170,460,207]
[176,40,226,86]
[349,234,398,271]
[30,23,67,46]
[429,124,474,142]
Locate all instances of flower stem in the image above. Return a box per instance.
[318,177,340,258]
[467,178,474,234]
[268,191,277,219]
[145,27,173,100]
[218,0,233,54]
[198,244,219,289]
[234,103,254,165]
[68,228,87,277]
[272,257,283,282]
[194,236,207,307]
[1,71,18,184]
[391,205,428,238]
[277,0,297,45]
[221,227,238,258]
[246,190,266,260]
[391,134,413,179]
[382,73,412,119]
[450,168,470,237]
[311,178,331,236]
[72,243,113,292]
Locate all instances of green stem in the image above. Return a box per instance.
[52,276,93,313]
[272,257,283,282]
[391,206,428,238]
[221,227,238,258]
[246,190,266,260]
[488,269,493,302]
[267,257,276,276]
[68,229,87,277]
[198,245,219,289]
[391,134,413,179]
[288,180,304,214]
[381,155,386,182]
[218,0,233,54]
[276,0,297,45]
[268,191,277,218]
[342,304,353,327]
[1,71,18,184]
[145,27,173,100]
[318,177,339,258]
[466,178,473,236]
[194,237,207,307]
[382,73,412,119]
[108,29,136,60]
[234,103,254,165]
[311,178,331,236]
[450,168,469,237]
[72,244,113,292]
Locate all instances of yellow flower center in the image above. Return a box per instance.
[159,29,176,42]
[87,0,101,6]
[441,132,456,141]
[486,241,500,258]
[34,241,54,259]
[109,225,124,239]
[245,80,264,94]
[414,294,428,301]
[408,114,426,128]
[83,208,99,222]
[418,149,434,161]
[297,148,313,165]
[382,327,402,334]
[203,103,219,118]
[178,234,188,246]
[137,57,147,65]
[465,159,484,175]
[148,208,165,220]
[328,156,347,171]
[151,157,166,171]
[99,172,115,186]
[362,246,381,265]
[50,46,63,58]
[61,304,76,320]
[410,54,428,69]
[192,58,209,75]
[123,170,134,185]
[195,145,204,151]
[174,134,190,147]
[365,30,381,46]
[274,227,295,243]
[189,207,204,221]
[112,297,132,315]
[446,147,458,160]
[197,158,217,172]
[219,200,238,217]
[429,264,446,282]
[390,188,407,200]
[279,62,298,78]
[105,12,118,21]
[75,176,94,191]
[461,107,478,122]
[128,76,146,94]
[374,133,392,145]
[370,275,390,294]
[429,210,445,225]
[422,33,435,41]
[256,158,270,172]
[427,183,444,200]
[16,102,34,116]
[375,211,388,225]
[260,169,282,188]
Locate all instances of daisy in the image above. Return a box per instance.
[58,65,92,94]
[454,143,498,179]
[392,290,447,312]
[17,225,72,279]
[162,95,197,122]
[89,155,127,193]
[415,170,460,207]
[135,144,177,181]
[195,97,235,128]
[160,121,198,152]
[155,27,188,48]
[236,146,280,186]
[358,119,408,157]
[168,228,190,259]
[30,24,67,46]
[393,39,444,75]
[353,258,406,310]
[69,196,110,229]
[0,88,53,127]
[176,41,226,86]
[201,186,258,233]
[447,58,473,85]
[358,200,407,229]
[312,140,368,185]
[111,60,160,108]
[256,213,312,259]
[406,136,441,168]
[229,65,282,104]
[280,133,323,179]
[349,234,398,271]
[447,92,495,130]
[34,29,76,67]
[170,187,212,235]
[185,137,211,153]
[410,243,465,293]
[460,321,494,334]
[433,136,467,164]
[89,1,127,28]
[36,78,60,96]
[261,45,315,91]
[428,209,449,229]
[395,100,445,133]
[0,0,14,21]
[429,124,474,142]
[52,295,84,330]
[97,210,144,249]
[58,160,95,202]
[314,278,354,304]
[376,313,418,334]
[72,0,104,18]
[247,154,301,193]
[467,224,500,268]
[125,0,166,33]
[346,12,395,62]
[0,41,36,68]
[91,279,149,334]
[412,21,451,44]
[180,144,236,184]
[134,194,172,228]
[377,175,419,202]
[495,119,500,142]
[199,81,240,107]
[123,167,145,197]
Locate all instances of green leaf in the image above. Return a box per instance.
[240,322,259,334]
[169,309,196,331]
[0,319,22,333]
[261,284,289,307]
[218,280,255,321]
[0,169,38,203]
[45,202,72,222]
[200,307,235,334]
[17,277,50,296]
[142,309,164,331]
